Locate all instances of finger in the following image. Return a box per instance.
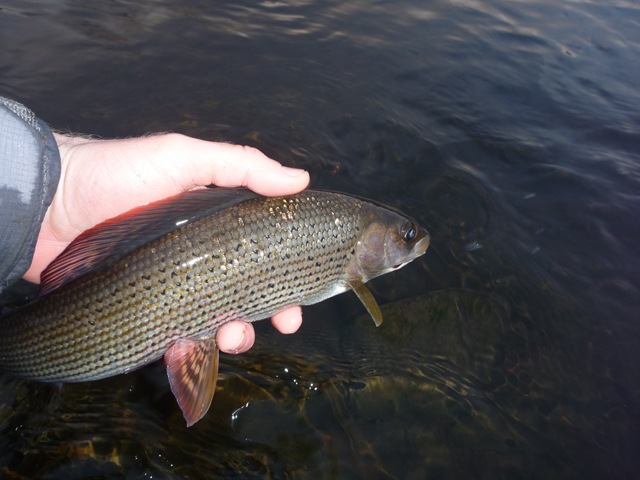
[216,320,256,354]
[270,305,303,334]
[164,134,310,196]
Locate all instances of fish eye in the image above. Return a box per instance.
[400,222,417,242]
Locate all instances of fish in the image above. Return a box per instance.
[0,188,430,426]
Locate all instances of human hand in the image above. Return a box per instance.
[25,132,309,353]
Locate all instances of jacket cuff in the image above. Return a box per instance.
[0,97,61,291]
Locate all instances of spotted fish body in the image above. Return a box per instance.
[0,188,430,425]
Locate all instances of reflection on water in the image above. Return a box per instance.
[1,0,639,478]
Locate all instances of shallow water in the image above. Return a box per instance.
[1,0,639,478]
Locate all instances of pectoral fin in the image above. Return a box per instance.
[349,280,383,327]
[165,337,219,427]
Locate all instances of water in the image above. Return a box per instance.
[1,0,639,478]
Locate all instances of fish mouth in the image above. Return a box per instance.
[390,233,430,270]
[415,232,431,255]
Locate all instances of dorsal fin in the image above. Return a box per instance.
[40,188,259,295]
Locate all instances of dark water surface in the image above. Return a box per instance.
[1,0,639,478]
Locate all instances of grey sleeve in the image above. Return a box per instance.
[0,97,61,293]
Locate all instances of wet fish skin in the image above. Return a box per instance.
[0,189,429,424]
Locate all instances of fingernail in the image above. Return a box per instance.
[281,166,307,177]
[230,330,253,354]
[229,335,246,354]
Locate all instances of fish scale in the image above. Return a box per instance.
[0,191,410,383]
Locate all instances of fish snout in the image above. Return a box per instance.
[415,227,431,256]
